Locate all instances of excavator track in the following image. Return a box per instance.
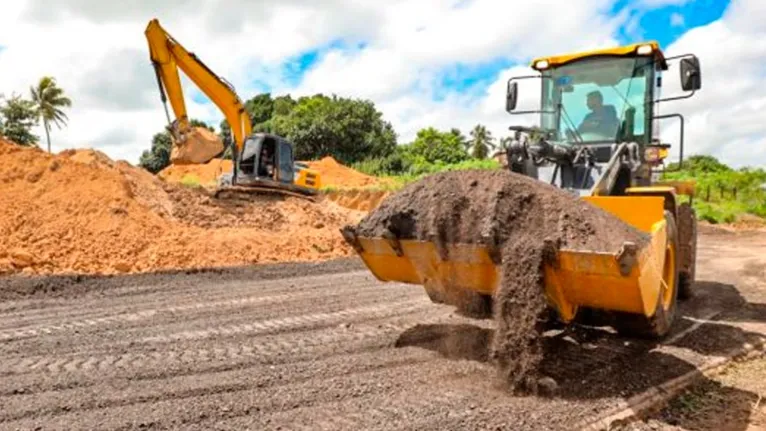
[214,185,317,203]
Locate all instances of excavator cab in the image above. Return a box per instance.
[217,133,321,199]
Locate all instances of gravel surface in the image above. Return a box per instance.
[1,228,765,430]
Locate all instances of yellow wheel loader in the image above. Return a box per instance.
[144,19,321,200]
[342,41,701,339]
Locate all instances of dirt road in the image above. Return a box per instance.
[1,226,765,430]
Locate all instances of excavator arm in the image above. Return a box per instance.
[144,18,252,163]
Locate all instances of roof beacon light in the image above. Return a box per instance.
[534,60,550,70]
[637,44,653,55]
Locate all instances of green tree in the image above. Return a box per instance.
[139,131,172,174]
[470,124,495,159]
[666,154,732,174]
[450,128,470,153]
[273,94,296,116]
[408,127,469,164]
[272,94,397,164]
[29,76,72,153]
[244,93,274,126]
[139,118,214,173]
[0,93,39,146]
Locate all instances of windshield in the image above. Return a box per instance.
[540,56,653,145]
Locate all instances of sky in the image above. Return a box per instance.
[0,0,764,168]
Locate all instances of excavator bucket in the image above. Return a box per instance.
[342,195,674,324]
[169,126,224,165]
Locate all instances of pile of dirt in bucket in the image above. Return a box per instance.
[352,169,650,392]
[0,138,364,277]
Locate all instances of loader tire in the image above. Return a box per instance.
[677,202,697,299]
[613,210,679,339]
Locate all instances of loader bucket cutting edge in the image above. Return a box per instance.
[344,196,671,321]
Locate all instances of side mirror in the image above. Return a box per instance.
[506,81,518,112]
[680,56,701,91]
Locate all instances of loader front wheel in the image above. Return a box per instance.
[613,210,679,339]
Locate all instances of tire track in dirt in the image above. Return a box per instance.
[0,271,374,331]
[1,229,764,431]
[0,301,434,377]
[0,277,389,342]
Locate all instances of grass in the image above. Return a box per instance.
[180,174,202,188]
[662,163,766,224]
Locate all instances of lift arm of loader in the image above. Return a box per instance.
[144,18,252,160]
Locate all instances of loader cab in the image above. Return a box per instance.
[505,41,701,193]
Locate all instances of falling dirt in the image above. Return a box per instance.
[352,169,650,391]
[0,139,364,276]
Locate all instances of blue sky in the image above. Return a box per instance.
[235,0,732,105]
[2,0,763,167]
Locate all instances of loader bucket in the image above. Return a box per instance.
[169,126,224,165]
[341,196,672,322]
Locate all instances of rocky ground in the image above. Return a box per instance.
[0,225,764,430]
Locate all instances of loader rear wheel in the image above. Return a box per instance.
[677,202,697,299]
[613,210,679,339]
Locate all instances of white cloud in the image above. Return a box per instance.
[658,0,766,167]
[0,0,763,169]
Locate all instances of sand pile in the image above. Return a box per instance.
[158,158,233,186]
[351,169,649,391]
[307,156,387,189]
[0,139,364,277]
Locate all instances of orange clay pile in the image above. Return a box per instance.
[158,155,388,190]
[306,156,388,189]
[0,137,365,276]
[158,158,233,186]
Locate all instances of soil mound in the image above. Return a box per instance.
[352,169,649,391]
[307,156,387,189]
[0,139,363,277]
[158,158,233,186]
[323,189,391,212]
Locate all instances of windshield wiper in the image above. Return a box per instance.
[557,87,584,144]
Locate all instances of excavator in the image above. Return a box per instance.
[342,41,701,339]
[144,18,322,200]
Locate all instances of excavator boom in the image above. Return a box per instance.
[144,18,251,163]
[144,18,322,198]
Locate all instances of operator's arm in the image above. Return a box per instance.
[144,19,252,152]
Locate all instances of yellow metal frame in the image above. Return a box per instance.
[351,195,670,321]
[530,41,667,70]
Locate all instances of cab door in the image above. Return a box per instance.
[277,139,295,184]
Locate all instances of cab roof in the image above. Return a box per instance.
[530,41,667,70]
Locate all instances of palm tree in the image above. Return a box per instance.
[470,124,495,159]
[30,76,71,153]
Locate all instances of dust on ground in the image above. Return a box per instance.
[0,138,364,276]
[351,169,649,391]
